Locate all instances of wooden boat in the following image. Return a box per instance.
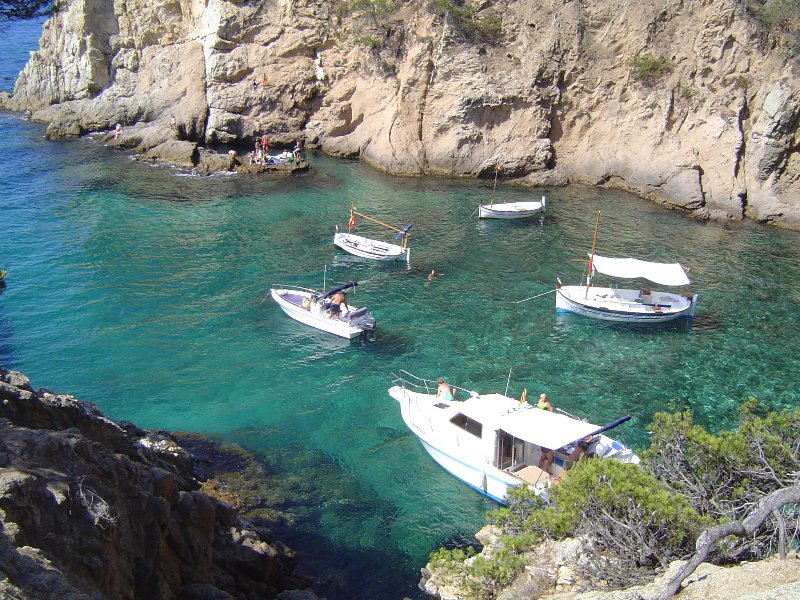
[556,214,698,323]
[478,164,546,220]
[388,370,639,505]
[270,280,376,339]
[478,197,546,219]
[333,205,411,262]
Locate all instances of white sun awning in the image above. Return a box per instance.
[590,254,690,286]
[497,409,601,450]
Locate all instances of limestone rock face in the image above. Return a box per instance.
[0,368,316,600]
[2,0,799,228]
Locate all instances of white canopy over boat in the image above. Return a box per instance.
[590,254,690,286]
[485,401,604,451]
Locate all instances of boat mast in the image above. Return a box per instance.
[585,212,600,299]
[349,204,412,244]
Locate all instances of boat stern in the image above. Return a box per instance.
[688,293,699,318]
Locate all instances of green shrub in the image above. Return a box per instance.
[431,404,800,596]
[354,34,382,48]
[432,1,503,43]
[629,53,671,84]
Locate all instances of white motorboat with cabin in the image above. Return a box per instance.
[333,205,412,262]
[477,164,546,220]
[556,214,698,323]
[388,371,639,504]
[270,280,376,339]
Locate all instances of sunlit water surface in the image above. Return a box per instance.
[2,19,800,600]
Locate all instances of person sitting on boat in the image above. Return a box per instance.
[537,393,553,411]
[567,434,598,462]
[328,291,348,319]
[436,378,453,401]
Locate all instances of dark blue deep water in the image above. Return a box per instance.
[2,19,800,600]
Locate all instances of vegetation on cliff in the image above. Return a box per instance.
[429,402,800,599]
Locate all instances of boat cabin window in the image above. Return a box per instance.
[449,413,482,438]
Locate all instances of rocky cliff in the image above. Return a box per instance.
[0,367,318,600]
[1,0,799,228]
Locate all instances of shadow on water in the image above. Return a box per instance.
[552,313,711,336]
[213,436,429,600]
[0,312,16,367]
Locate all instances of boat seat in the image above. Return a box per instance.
[342,307,367,321]
[514,465,550,485]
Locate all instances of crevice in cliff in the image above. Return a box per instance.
[734,91,750,214]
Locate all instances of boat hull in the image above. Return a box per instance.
[333,232,410,262]
[478,198,545,220]
[271,287,375,339]
[556,285,697,323]
[390,385,519,503]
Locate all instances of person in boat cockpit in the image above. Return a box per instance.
[328,291,348,319]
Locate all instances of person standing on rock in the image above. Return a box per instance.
[261,133,269,156]
[114,123,121,140]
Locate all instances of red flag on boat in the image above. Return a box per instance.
[348,214,356,229]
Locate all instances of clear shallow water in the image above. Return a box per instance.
[3,21,800,600]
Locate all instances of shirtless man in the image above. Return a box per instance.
[328,291,348,319]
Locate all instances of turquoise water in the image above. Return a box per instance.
[3,20,800,600]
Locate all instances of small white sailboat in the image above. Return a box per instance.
[333,205,412,262]
[478,165,546,220]
[388,371,639,505]
[478,198,546,219]
[270,280,376,339]
[556,214,698,324]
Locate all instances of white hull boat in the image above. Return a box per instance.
[478,196,546,220]
[557,214,698,324]
[270,281,376,339]
[556,284,698,323]
[388,371,639,505]
[333,232,410,262]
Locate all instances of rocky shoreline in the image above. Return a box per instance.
[1,1,798,228]
[0,367,321,600]
[87,124,311,176]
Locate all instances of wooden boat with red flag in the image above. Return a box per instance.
[556,213,698,323]
[333,204,412,262]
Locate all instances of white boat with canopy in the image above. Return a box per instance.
[269,279,376,339]
[556,214,698,323]
[388,371,639,504]
[478,165,546,220]
[333,204,412,262]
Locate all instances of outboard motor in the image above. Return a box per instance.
[349,309,377,338]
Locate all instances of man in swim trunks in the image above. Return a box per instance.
[328,291,348,319]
